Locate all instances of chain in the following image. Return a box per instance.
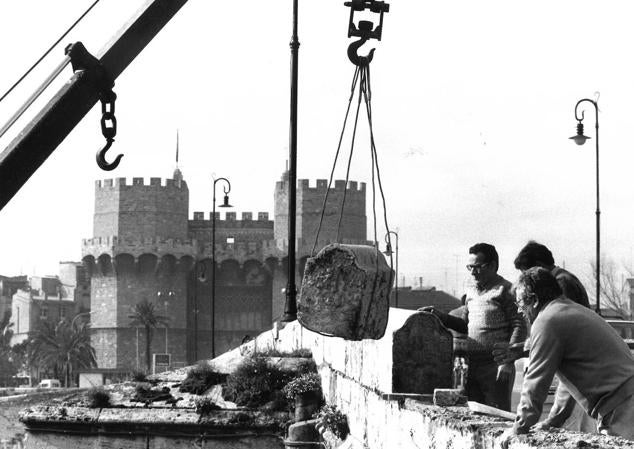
[99,89,117,142]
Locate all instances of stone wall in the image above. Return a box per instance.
[227,310,634,449]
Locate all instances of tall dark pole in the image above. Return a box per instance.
[570,99,600,315]
[212,177,231,357]
[282,0,299,322]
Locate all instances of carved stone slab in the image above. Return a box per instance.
[392,312,453,394]
[298,244,392,340]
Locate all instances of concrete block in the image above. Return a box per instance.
[433,389,467,407]
[298,244,392,340]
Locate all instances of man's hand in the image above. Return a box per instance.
[418,306,447,321]
[496,363,514,382]
[531,420,551,431]
[493,342,523,365]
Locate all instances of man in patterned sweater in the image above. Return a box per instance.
[425,243,526,411]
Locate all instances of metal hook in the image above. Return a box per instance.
[347,37,375,66]
[96,139,123,171]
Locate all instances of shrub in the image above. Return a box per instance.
[194,396,221,414]
[224,357,293,407]
[87,387,111,408]
[317,405,349,440]
[255,348,313,358]
[180,362,226,395]
[283,372,322,399]
[131,369,147,382]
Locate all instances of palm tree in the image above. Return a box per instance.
[0,311,16,384]
[29,320,96,387]
[128,299,170,372]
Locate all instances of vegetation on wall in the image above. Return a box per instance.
[179,362,226,395]
[224,357,293,408]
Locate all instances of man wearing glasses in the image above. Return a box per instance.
[499,267,634,447]
[424,243,526,411]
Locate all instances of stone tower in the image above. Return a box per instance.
[274,170,367,253]
[83,175,194,370]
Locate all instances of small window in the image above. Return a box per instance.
[40,306,48,319]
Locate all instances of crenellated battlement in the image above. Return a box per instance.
[190,211,272,223]
[276,178,366,192]
[95,177,187,190]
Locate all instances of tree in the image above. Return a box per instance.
[0,311,17,384]
[29,320,96,387]
[588,257,633,319]
[128,299,169,372]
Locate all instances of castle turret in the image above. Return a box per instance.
[274,171,367,253]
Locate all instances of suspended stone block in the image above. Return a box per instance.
[298,243,393,340]
[392,312,453,394]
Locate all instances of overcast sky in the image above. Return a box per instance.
[1,0,633,295]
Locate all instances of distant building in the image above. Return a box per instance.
[390,286,461,313]
[10,263,90,345]
[82,167,368,371]
[0,275,28,319]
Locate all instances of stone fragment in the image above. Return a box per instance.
[433,389,467,407]
[298,244,393,340]
[392,312,453,394]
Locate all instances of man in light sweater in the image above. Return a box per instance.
[424,243,526,411]
[499,267,634,447]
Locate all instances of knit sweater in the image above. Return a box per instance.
[447,274,526,362]
[513,298,634,433]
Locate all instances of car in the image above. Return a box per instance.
[38,379,61,388]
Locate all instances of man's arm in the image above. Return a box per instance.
[513,319,563,434]
[538,379,577,428]
[419,306,468,334]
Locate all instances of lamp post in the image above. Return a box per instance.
[212,177,232,358]
[569,97,601,315]
[383,231,399,308]
[157,290,174,354]
[282,0,300,322]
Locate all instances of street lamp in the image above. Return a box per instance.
[157,290,174,354]
[212,176,232,358]
[383,231,399,308]
[569,97,601,315]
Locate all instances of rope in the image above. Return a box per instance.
[311,67,361,256]
[0,0,102,105]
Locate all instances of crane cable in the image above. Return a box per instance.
[0,0,102,106]
[311,62,392,258]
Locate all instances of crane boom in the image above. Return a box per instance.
[0,0,188,211]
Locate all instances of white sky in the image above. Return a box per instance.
[1,0,634,296]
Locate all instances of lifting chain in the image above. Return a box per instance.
[96,88,122,171]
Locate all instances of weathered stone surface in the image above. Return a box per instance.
[298,244,393,340]
[392,312,453,394]
[433,389,467,407]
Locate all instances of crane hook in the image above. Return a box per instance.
[96,138,123,171]
[95,89,123,171]
[347,37,375,66]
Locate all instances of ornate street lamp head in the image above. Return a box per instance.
[383,242,393,257]
[569,121,591,146]
[220,194,232,208]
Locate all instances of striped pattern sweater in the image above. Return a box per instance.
[456,275,527,361]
